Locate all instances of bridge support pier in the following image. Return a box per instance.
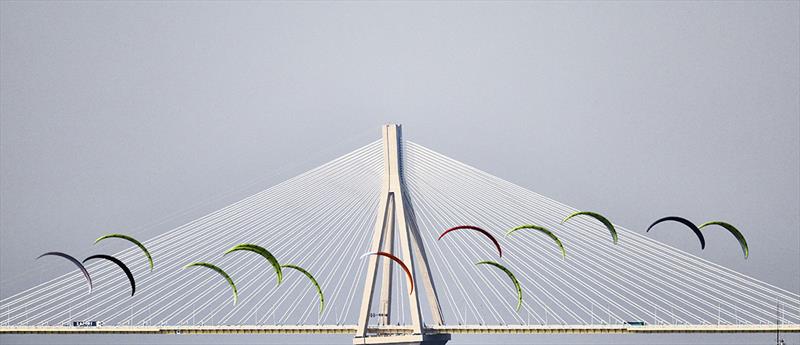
[353,124,449,345]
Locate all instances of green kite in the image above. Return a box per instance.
[282,264,324,314]
[224,243,282,285]
[506,224,566,258]
[699,221,748,259]
[476,261,522,312]
[562,211,618,244]
[95,233,153,271]
[183,262,238,305]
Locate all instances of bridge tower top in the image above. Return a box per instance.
[354,124,449,345]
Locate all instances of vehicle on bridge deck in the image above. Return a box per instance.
[63,321,103,327]
[624,321,646,326]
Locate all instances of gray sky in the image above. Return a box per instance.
[1,1,798,344]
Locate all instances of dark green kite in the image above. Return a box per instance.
[476,261,522,311]
[223,243,282,285]
[562,211,618,244]
[95,234,153,271]
[506,224,566,258]
[282,264,324,314]
[699,221,748,259]
[183,262,238,305]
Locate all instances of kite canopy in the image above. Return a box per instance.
[438,225,503,257]
[282,264,324,314]
[183,262,238,305]
[361,251,414,294]
[37,252,92,293]
[476,261,522,311]
[506,224,567,258]
[83,254,136,296]
[562,211,618,244]
[224,243,282,285]
[95,234,153,271]
[699,221,748,259]
[647,216,706,250]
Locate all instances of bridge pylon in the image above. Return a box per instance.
[353,124,450,345]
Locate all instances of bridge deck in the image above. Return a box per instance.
[1,324,798,335]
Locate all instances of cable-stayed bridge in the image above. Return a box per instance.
[1,124,798,344]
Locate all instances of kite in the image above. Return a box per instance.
[506,225,566,258]
[476,261,522,311]
[699,221,748,258]
[562,211,618,244]
[647,216,705,250]
[37,252,92,293]
[438,225,502,257]
[282,264,324,314]
[183,262,238,305]
[361,251,413,294]
[83,254,136,296]
[95,234,153,271]
[223,243,282,285]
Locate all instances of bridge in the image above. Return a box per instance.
[1,124,798,344]
[4,324,799,335]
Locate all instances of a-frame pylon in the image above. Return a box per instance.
[353,124,450,345]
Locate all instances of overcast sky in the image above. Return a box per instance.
[1,1,798,344]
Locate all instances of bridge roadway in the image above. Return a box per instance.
[2,324,798,335]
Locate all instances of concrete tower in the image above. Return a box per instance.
[353,124,450,345]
